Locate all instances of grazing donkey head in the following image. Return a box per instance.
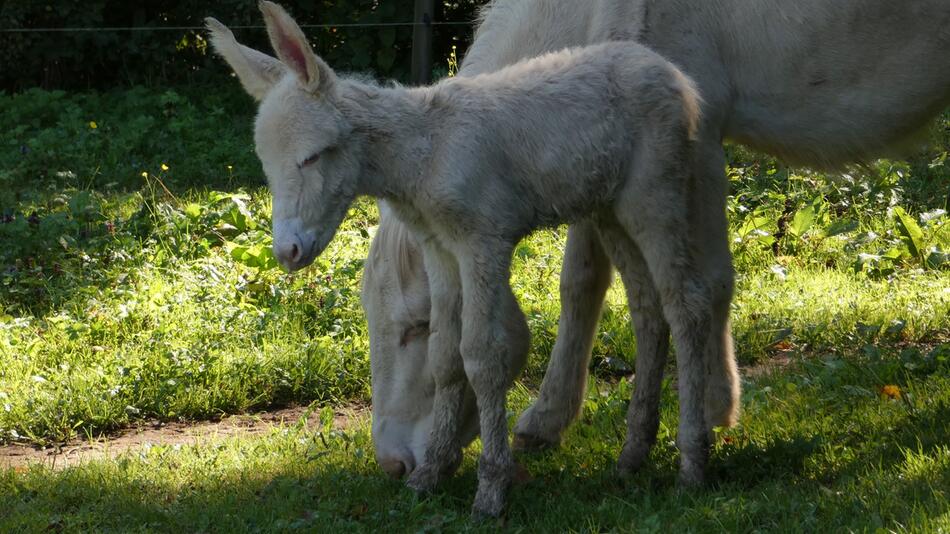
[208,2,360,272]
[360,203,483,478]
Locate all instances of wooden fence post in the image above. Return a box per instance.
[411,0,435,85]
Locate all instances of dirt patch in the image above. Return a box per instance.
[742,350,796,380]
[0,404,369,471]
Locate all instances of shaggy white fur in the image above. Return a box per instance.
[209,1,710,517]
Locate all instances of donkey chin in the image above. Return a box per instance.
[373,391,481,479]
[272,218,332,272]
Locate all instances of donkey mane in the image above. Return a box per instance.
[368,202,423,297]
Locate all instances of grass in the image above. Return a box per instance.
[0,86,948,531]
[1,349,948,532]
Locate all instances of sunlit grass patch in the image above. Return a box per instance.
[732,268,950,362]
[2,350,947,532]
[0,190,378,444]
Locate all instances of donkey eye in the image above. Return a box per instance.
[300,152,321,167]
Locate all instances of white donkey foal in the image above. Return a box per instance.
[361,1,740,482]
[209,2,708,517]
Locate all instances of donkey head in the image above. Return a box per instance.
[208,2,361,271]
[209,3,480,481]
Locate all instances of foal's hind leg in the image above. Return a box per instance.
[594,220,671,475]
[405,243,467,493]
[613,157,713,486]
[513,220,612,451]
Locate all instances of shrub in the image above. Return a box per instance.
[0,0,486,90]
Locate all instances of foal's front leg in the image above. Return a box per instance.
[405,243,467,493]
[613,149,715,486]
[458,241,530,518]
[593,220,672,474]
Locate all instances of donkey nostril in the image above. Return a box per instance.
[290,243,301,262]
[379,458,407,479]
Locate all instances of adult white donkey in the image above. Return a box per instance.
[209,1,710,517]
[364,0,950,481]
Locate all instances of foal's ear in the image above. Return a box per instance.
[205,17,284,101]
[259,1,335,94]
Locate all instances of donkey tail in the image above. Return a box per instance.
[668,66,703,142]
[704,319,741,429]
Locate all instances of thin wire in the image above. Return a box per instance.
[0,21,474,33]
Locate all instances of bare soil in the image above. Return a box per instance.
[0,404,369,471]
[742,349,796,379]
[0,356,804,473]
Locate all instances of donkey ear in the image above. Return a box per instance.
[205,17,284,101]
[259,1,335,94]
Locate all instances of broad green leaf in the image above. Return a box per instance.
[184,203,202,220]
[883,247,904,260]
[227,244,248,262]
[789,203,816,237]
[209,191,250,203]
[893,206,924,259]
[824,219,858,238]
[215,222,240,237]
[926,248,949,269]
[756,234,776,247]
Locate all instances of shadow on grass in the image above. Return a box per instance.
[3,331,948,531]
[710,398,950,487]
[2,394,948,533]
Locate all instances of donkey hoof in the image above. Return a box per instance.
[511,431,558,452]
[471,456,513,519]
[405,464,440,494]
[512,410,563,452]
[471,485,508,520]
[676,461,706,489]
[616,442,650,476]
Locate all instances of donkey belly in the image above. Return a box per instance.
[727,55,950,166]
[506,137,632,228]
[524,169,624,227]
[718,0,950,166]
[640,0,950,167]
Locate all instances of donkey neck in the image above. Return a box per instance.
[339,81,432,201]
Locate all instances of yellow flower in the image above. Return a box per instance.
[227,165,233,170]
[881,384,901,400]
[161,163,169,171]
[141,171,148,178]
[89,121,98,129]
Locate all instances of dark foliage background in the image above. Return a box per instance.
[0,0,488,90]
